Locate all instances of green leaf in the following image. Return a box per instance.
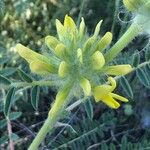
[9,112,22,120]
[144,64,150,81]
[11,133,19,142]
[60,109,71,119]
[121,136,127,150]
[101,143,108,150]
[0,101,4,112]
[132,52,140,67]
[136,68,150,88]
[18,69,33,83]
[0,119,7,129]
[120,77,133,98]
[127,142,133,150]
[31,86,40,110]
[84,98,93,120]
[0,75,11,85]
[4,87,15,116]
[0,135,8,145]
[0,57,9,64]
[145,48,150,61]
[0,68,16,76]
[110,143,116,150]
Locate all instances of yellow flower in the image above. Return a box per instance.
[93,77,128,109]
[102,65,133,75]
[56,14,77,41]
[16,15,132,110]
[16,44,57,75]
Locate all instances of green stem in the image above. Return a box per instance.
[28,83,72,150]
[28,102,69,150]
[11,80,57,88]
[28,113,59,150]
[105,23,142,63]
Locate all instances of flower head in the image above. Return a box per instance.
[16,15,132,109]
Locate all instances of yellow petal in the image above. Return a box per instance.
[16,43,51,64]
[83,37,95,53]
[79,17,85,38]
[110,93,129,102]
[58,61,69,78]
[93,85,112,101]
[55,43,66,59]
[91,51,105,70]
[45,36,59,50]
[77,48,83,63]
[64,15,77,32]
[93,77,116,101]
[30,61,57,75]
[105,65,133,75]
[93,20,103,37]
[56,19,65,41]
[16,44,41,63]
[79,77,91,96]
[108,77,116,90]
[94,32,112,52]
[101,95,120,109]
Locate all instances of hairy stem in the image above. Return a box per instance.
[28,115,59,150]
[7,118,14,150]
[105,23,142,63]
[11,80,57,88]
[28,87,71,150]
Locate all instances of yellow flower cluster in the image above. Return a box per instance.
[16,15,133,109]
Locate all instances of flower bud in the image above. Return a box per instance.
[45,36,59,50]
[30,60,57,75]
[79,77,91,96]
[104,65,133,75]
[58,61,69,78]
[77,48,83,63]
[79,17,86,39]
[91,51,105,70]
[55,43,66,59]
[93,20,103,37]
[94,32,112,52]
[64,15,77,32]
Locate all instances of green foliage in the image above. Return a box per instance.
[145,48,150,61]
[120,76,133,98]
[0,75,11,85]
[31,86,40,110]
[9,112,22,121]
[4,87,15,116]
[132,51,140,67]
[17,69,33,83]
[0,0,4,15]
[49,112,116,149]
[136,67,150,88]
[83,98,93,120]
[0,135,8,145]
